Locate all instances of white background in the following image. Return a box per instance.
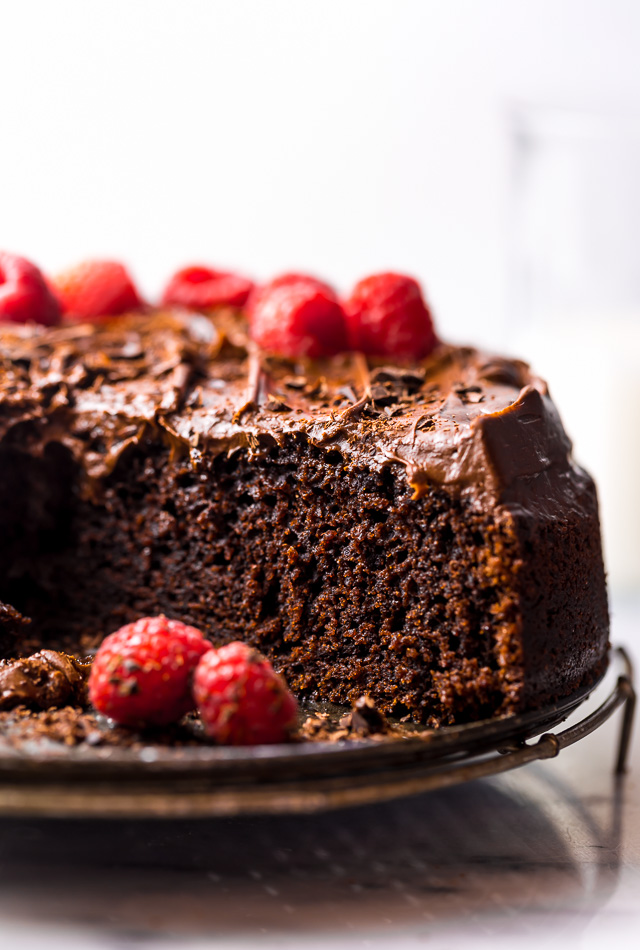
[1,0,640,348]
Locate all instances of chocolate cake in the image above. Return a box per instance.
[0,309,609,726]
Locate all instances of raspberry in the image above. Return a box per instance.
[162,265,254,310]
[249,272,333,301]
[249,274,347,359]
[193,642,298,745]
[50,260,142,320]
[88,616,212,727]
[0,251,61,326]
[343,272,438,359]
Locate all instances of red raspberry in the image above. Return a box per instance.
[162,265,254,310]
[249,272,333,300]
[88,616,212,727]
[249,273,347,359]
[245,271,334,323]
[343,272,438,359]
[50,260,142,320]
[0,251,61,326]
[193,642,298,745]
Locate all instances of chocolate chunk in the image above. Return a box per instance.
[455,385,485,405]
[0,601,30,627]
[370,384,398,407]
[339,695,390,736]
[0,650,92,711]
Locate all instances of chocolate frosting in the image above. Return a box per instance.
[0,309,587,514]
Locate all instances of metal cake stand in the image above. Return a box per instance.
[0,647,634,818]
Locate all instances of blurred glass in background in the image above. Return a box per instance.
[509,106,640,592]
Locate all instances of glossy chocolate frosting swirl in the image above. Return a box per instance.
[0,309,585,514]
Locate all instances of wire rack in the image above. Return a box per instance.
[0,647,634,818]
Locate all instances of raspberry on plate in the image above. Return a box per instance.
[249,273,347,359]
[88,616,212,727]
[0,251,61,326]
[193,642,298,745]
[162,265,254,310]
[344,272,438,359]
[51,259,142,320]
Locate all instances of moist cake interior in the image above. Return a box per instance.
[0,438,527,724]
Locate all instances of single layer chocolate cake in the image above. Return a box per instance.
[0,309,609,726]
